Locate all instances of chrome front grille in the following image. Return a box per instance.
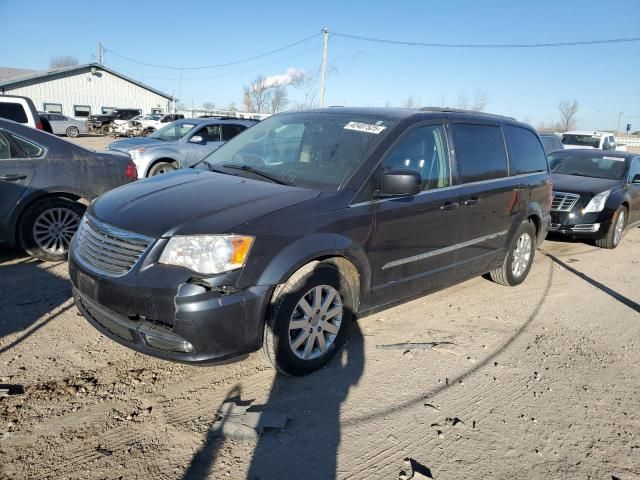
[74,215,153,276]
[551,191,580,212]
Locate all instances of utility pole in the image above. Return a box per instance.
[319,28,329,107]
[617,111,624,134]
[97,43,104,65]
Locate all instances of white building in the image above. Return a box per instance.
[0,63,174,119]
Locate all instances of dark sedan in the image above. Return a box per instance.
[548,149,640,248]
[0,118,137,261]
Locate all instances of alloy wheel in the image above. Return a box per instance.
[511,232,532,278]
[288,285,343,360]
[32,207,81,255]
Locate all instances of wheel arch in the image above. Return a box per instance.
[145,157,179,177]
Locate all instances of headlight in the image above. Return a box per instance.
[581,190,610,214]
[128,147,146,160]
[159,235,254,274]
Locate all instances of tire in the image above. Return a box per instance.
[262,261,354,376]
[148,161,177,176]
[143,128,156,136]
[489,221,536,287]
[18,197,85,261]
[66,126,79,138]
[100,124,111,135]
[595,206,627,249]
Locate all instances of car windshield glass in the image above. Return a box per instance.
[549,154,627,180]
[561,134,600,148]
[147,114,162,121]
[150,122,196,141]
[203,112,398,189]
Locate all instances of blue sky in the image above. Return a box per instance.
[1,0,639,130]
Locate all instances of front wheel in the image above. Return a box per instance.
[18,197,85,261]
[489,221,536,286]
[100,124,111,135]
[262,262,354,376]
[596,206,627,249]
[148,161,177,176]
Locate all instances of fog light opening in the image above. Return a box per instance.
[142,332,194,353]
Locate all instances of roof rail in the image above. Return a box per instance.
[419,107,517,121]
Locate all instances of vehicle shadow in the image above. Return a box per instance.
[182,268,364,480]
[0,247,72,352]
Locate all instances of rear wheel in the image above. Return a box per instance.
[148,161,177,176]
[489,221,536,286]
[19,197,85,261]
[596,206,627,249]
[262,262,354,376]
[65,126,79,137]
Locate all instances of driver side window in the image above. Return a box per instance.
[629,158,640,182]
[381,124,450,191]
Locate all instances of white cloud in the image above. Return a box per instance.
[256,68,309,90]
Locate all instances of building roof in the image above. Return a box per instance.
[0,63,174,100]
[0,66,41,82]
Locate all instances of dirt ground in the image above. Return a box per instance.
[1,223,639,479]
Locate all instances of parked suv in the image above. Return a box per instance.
[70,108,551,376]
[87,108,142,135]
[106,118,257,177]
[0,95,43,130]
[139,113,185,136]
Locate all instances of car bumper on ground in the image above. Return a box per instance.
[69,250,273,364]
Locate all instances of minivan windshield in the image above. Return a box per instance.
[549,154,627,180]
[203,112,397,189]
[150,122,196,141]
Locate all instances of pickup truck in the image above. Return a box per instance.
[139,113,184,135]
[561,131,627,151]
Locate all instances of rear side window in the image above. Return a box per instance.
[504,126,548,175]
[0,102,28,123]
[10,133,44,158]
[223,124,246,140]
[451,124,507,183]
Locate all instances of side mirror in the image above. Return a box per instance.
[189,135,204,144]
[632,174,640,184]
[378,170,421,197]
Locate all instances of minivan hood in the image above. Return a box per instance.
[107,137,166,152]
[91,169,320,237]
[551,173,622,196]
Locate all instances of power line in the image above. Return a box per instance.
[332,31,640,48]
[104,33,321,70]
[108,44,322,82]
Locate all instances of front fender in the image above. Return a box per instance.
[249,233,372,304]
[141,149,181,176]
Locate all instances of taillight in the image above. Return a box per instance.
[125,161,138,180]
[35,121,44,130]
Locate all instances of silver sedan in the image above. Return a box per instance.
[40,113,89,137]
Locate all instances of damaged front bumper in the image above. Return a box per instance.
[69,247,273,364]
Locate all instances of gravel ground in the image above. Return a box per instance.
[1,227,639,479]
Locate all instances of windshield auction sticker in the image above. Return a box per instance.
[602,156,625,161]
[344,121,387,134]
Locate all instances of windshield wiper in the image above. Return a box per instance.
[221,164,292,186]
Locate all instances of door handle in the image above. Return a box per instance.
[0,174,27,182]
[440,201,460,211]
[463,197,480,206]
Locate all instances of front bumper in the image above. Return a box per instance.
[549,209,611,239]
[69,249,273,364]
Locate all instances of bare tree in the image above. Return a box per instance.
[292,89,320,110]
[227,102,237,112]
[402,96,418,109]
[245,75,271,113]
[269,85,289,114]
[202,102,216,111]
[472,90,488,112]
[558,100,579,131]
[49,55,79,70]
[456,92,470,110]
